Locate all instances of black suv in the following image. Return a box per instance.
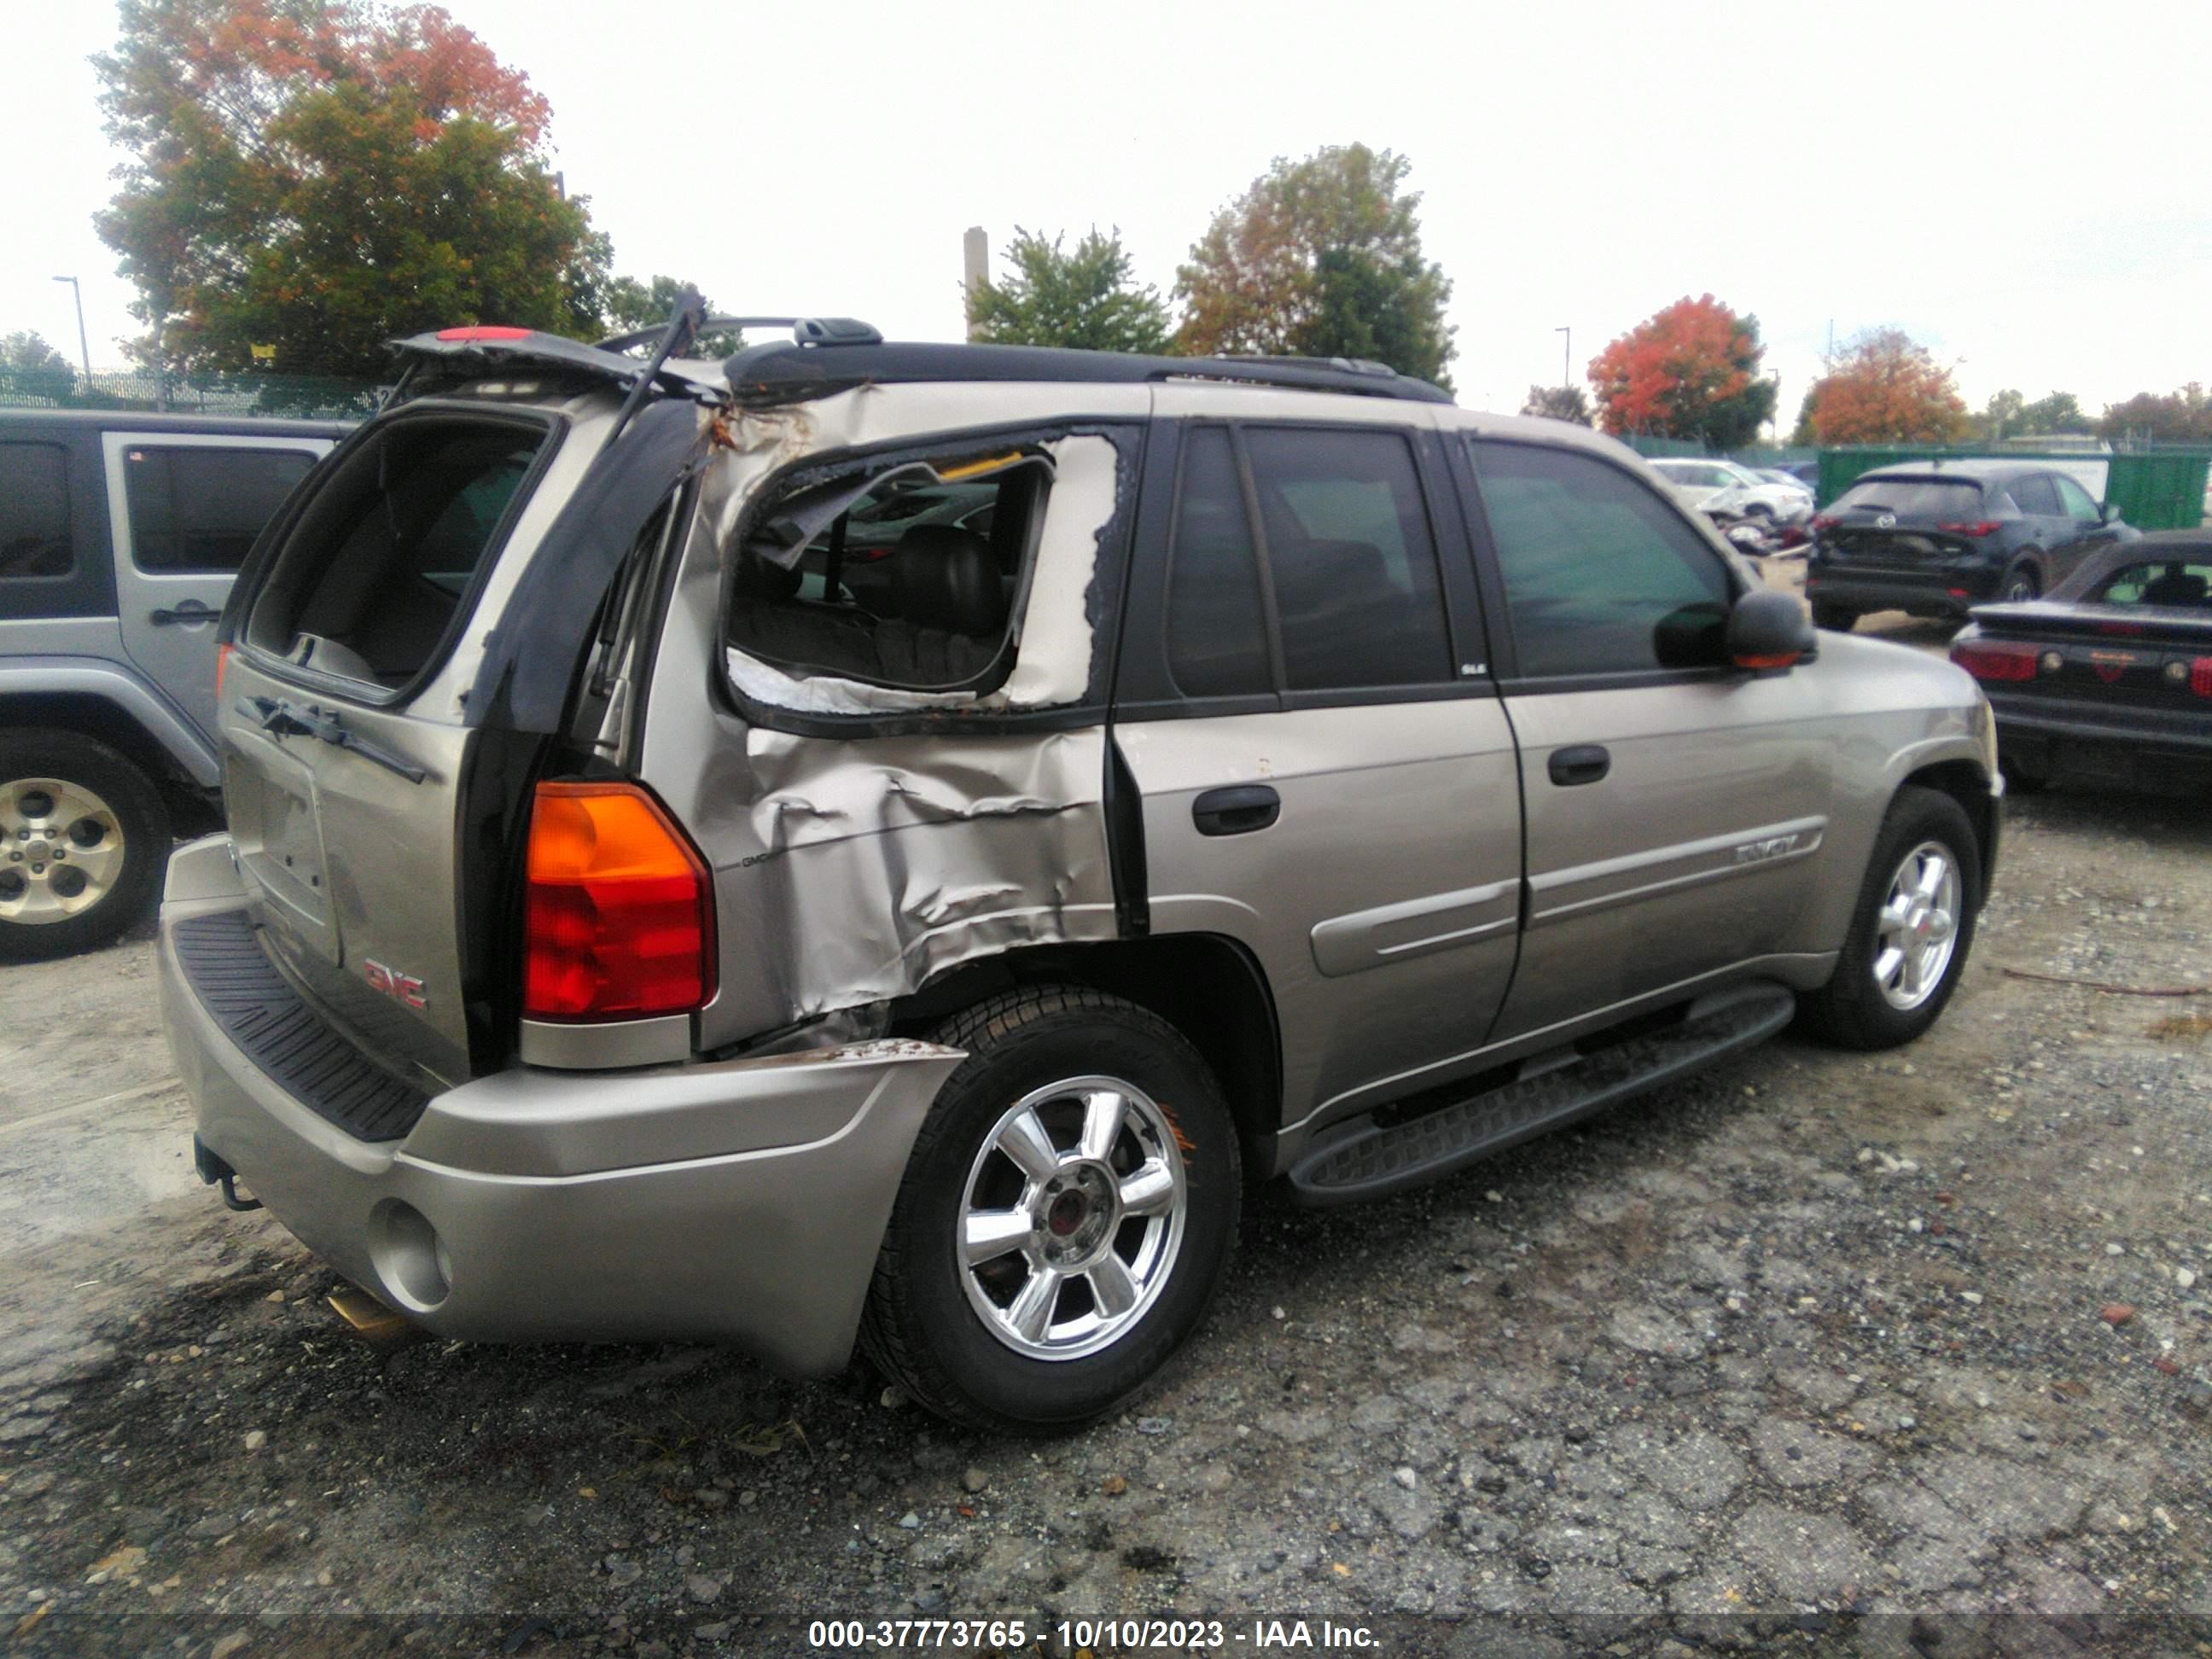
[1805,460,2136,631]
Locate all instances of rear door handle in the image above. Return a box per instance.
[1192,784,1280,836]
[150,599,218,626]
[1548,745,1610,787]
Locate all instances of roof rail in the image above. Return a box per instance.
[722,341,1453,406]
[593,315,883,355]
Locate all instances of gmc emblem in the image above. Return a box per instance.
[364,958,428,1010]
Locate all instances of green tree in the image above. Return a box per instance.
[965,228,1173,354]
[0,333,76,403]
[1520,383,1592,424]
[1175,144,1454,387]
[2017,391,2092,435]
[96,0,609,383]
[1979,388,2025,441]
[600,274,746,358]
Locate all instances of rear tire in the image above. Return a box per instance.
[1798,786,1981,1051]
[0,730,170,963]
[860,986,1241,1435]
[1999,563,2040,603]
[1811,601,1859,632]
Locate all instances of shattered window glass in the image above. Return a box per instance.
[728,450,1049,693]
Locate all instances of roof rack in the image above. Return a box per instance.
[721,340,1454,406]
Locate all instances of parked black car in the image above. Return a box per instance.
[1805,460,2136,631]
[1948,533,2212,794]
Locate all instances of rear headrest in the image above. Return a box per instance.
[2142,568,2209,608]
[892,525,1006,635]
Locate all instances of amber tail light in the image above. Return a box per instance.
[522,783,716,1022]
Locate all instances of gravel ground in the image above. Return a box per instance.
[1,715,2208,1654]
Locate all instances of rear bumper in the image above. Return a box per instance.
[157,836,963,1377]
[1804,573,1989,619]
[1988,696,2212,790]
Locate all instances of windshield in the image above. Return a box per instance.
[1830,478,1987,519]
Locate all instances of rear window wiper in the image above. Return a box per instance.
[236,696,428,784]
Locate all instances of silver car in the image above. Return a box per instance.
[159,311,2000,1432]
[1650,457,1813,524]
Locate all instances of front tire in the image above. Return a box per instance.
[0,731,170,963]
[1798,786,1981,1051]
[1811,600,1859,632]
[860,987,1241,1434]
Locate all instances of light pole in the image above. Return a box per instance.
[51,276,93,393]
[1555,326,1571,392]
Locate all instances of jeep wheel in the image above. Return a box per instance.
[2000,564,2040,603]
[1797,785,1981,1051]
[860,986,1240,1434]
[1811,601,1859,632]
[0,731,171,962]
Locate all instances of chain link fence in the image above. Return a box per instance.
[0,365,378,420]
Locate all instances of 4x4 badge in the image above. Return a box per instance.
[363,958,428,1010]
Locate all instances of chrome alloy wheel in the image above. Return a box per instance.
[0,777,125,925]
[957,1074,1189,1361]
[1871,840,1961,1011]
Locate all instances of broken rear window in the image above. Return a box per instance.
[727,449,1051,696]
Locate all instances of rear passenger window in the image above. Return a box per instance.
[0,443,72,579]
[729,445,1052,694]
[2009,474,2059,515]
[124,445,314,573]
[1244,428,1451,691]
[1470,440,1732,679]
[1165,428,1270,698]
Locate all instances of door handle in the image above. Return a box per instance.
[1548,744,1610,787]
[150,599,218,626]
[1192,784,1280,836]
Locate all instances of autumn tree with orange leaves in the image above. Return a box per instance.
[1794,329,1970,445]
[96,0,611,383]
[1587,295,1775,449]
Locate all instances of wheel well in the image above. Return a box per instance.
[1901,759,1997,894]
[888,935,1284,1154]
[0,693,218,835]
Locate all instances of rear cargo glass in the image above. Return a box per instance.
[1830,478,1985,518]
[244,413,551,692]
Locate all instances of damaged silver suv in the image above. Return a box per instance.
[159,304,2001,1431]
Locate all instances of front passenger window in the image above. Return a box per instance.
[1470,440,1733,679]
[2052,475,2101,524]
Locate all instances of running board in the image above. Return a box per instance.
[1287,983,1797,1207]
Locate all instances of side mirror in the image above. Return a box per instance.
[1727,588,1816,671]
[2099,501,2123,525]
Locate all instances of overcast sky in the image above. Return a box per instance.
[7,0,2210,428]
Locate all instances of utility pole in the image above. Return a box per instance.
[963,228,989,341]
[51,276,92,393]
[1555,325,1571,391]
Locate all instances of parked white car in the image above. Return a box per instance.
[1650,458,1813,524]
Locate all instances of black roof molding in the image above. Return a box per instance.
[721,340,1455,406]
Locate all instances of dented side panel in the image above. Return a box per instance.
[638,388,1143,1051]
